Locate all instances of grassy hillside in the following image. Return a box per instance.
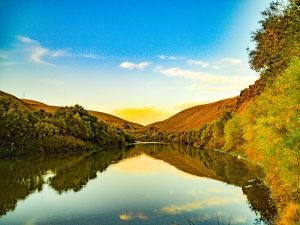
[22,99,143,132]
[0,91,31,111]
[145,97,237,132]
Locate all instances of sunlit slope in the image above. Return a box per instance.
[21,98,143,131]
[0,91,31,111]
[146,97,237,132]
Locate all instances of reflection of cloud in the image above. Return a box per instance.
[24,219,36,225]
[231,216,247,224]
[161,201,204,214]
[119,212,148,221]
[194,213,212,222]
[160,197,242,215]
[113,107,171,125]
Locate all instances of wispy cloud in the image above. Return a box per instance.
[14,35,101,66]
[16,36,66,66]
[187,57,242,69]
[187,59,209,68]
[213,58,242,69]
[158,55,184,60]
[157,67,255,85]
[79,53,101,59]
[16,35,39,44]
[120,61,150,70]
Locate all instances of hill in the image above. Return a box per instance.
[0,91,31,111]
[145,97,237,132]
[21,98,143,131]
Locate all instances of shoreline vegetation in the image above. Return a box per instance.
[0,0,299,224]
[0,96,135,157]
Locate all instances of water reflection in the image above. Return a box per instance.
[0,144,276,224]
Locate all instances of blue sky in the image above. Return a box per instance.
[0,0,271,124]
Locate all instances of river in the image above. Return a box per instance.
[0,143,276,225]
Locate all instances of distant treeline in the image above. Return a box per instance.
[0,96,134,154]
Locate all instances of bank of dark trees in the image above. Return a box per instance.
[0,96,133,154]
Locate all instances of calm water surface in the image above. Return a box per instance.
[0,144,276,225]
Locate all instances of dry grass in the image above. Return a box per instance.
[279,203,300,225]
[146,97,237,132]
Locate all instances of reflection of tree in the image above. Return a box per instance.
[49,146,135,193]
[0,146,134,217]
[0,156,68,216]
[134,143,277,223]
[0,144,276,223]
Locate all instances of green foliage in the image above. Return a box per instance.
[249,0,300,80]
[224,115,245,152]
[0,99,133,154]
[243,59,300,202]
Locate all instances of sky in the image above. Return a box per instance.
[0,0,271,125]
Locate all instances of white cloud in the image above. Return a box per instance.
[156,67,257,86]
[187,57,243,69]
[30,46,53,66]
[158,55,184,60]
[120,61,150,70]
[15,35,100,66]
[79,53,101,59]
[50,50,68,58]
[187,59,209,68]
[213,58,242,69]
[16,35,39,44]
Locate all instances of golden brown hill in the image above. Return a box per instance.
[21,99,143,131]
[0,91,31,111]
[145,97,237,132]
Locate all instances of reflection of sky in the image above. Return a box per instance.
[0,154,264,225]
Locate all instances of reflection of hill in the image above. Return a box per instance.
[134,144,264,186]
[133,144,276,223]
[0,144,276,222]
